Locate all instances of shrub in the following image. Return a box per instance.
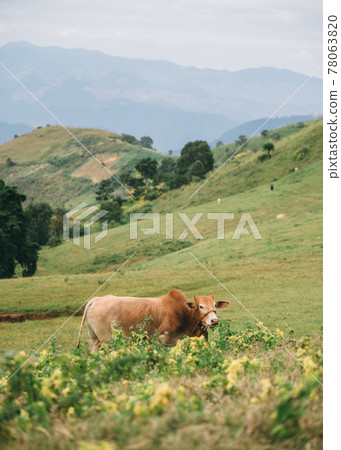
[258,154,269,163]
[293,146,309,161]
[0,324,322,447]
[5,158,15,167]
[47,235,62,247]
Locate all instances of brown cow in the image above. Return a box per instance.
[76,289,229,352]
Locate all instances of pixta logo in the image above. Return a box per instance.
[63,202,109,249]
[130,212,262,240]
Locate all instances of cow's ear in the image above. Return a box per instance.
[215,301,229,309]
[185,302,196,310]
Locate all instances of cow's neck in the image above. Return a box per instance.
[183,307,201,336]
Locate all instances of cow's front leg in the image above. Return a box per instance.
[201,328,209,341]
[158,330,171,345]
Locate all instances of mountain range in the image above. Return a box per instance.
[0,42,322,151]
[215,114,319,145]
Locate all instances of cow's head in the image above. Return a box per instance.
[185,295,229,328]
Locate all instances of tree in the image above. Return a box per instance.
[140,136,153,149]
[120,172,131,186]
[49,207,65,247]
[168,150,173,156]
[215,140,223,148]
[136,158,158,180]
[125,176,145,190]
[153,157,177,185]
[177,141,214,176]
[235,135,248,146]
[261,130,268,138]
[119,172,132,195]
[121,134,140,145]
[121,174,145,198]
[26,202,53,245]
[263,142,275,158]
[6,158,15,167]
[188,160,205,179]
[100,199,123,224]
[0,179,39,278]
[96,179,114,202]
[169,174,188,190]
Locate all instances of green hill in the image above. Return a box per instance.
[0,119,322,347]
[0,126,166,205]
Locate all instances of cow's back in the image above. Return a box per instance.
[86,295,165,341]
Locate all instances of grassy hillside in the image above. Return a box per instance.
[0,119,322,345]
[0,126,166,205]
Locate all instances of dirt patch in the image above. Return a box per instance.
[72,153,121,182]
[0,313,56,323]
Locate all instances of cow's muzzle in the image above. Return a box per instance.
[208,318,219,328]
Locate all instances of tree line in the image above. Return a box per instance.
[121,140,213,199]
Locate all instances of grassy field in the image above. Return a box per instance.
[0,119,322,448]
[0,159,322,350]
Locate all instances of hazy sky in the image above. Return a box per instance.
[0,0,322,76]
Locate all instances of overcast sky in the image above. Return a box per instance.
[0,0,322,77]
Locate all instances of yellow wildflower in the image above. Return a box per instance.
[41,380,56,400]
[51,368,63,388]
[309,389,319,401]
[66,406,75,417]
[14,351,27,362]
[150,383,171,408]
[302,355,318,372]
[176,386,186,400]
[61,387,70,396]
[292,384,303,397]
[275,328,284,339]
[133,402,147,416]
[226,359,244,375]
[296,347,306,357]
[259,378,273,400]
[270,411,278,421]
[20,409,30,419]
[226,372,237,390]
[117,394,128,403]
[79,440,116,450]
[103,401,118,414]
[40,350,48,359]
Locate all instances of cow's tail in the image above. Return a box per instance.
[76,300,93,348]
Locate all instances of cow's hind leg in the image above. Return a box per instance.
[87,323,101,353]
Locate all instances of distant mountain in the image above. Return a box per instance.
[216,115,319,145]
[0,121,33,144]
[0,42,322,152]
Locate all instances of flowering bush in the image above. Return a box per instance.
[0,321,322,448]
